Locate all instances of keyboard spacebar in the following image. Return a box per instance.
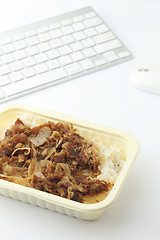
[3,68,68,97]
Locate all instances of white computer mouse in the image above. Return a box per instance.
[130,64,160,95]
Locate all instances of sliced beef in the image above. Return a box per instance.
[0,118,111,203]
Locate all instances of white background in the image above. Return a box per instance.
[0,0,160,239]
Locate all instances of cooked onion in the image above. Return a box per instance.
[44,147,56,160]
[28,144,37,178]
[30,127,52,146]
[12,147,30,156]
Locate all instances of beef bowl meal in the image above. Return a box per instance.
[0,104,139,220]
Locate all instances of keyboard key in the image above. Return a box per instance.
[80,59,95,70]
[49,29,62,39]
[35,63,48,74]
[21,68,36,78]
[26,46,39,56]
[58,46,72,55]
[84,12,96,19]
[82,38,95,48]
[103,50,116,57]
[65,62,83,75]
[118,51,130,58]
[13,34,25,41]
[103,51,119,62]
[84,28,97,37]
[49,39,63,48]
[49,23,61,30]
[2,54,14,64]
[38,33,51,42]
[10,61,24,71]
[70,51,84,61]
[0,37,12,45]
[70,42,84,51]
[84,17,102,28]
[59,55,72,65]
[3,68,68,96]
[46,59,60,69]
[105,31,115,41]
[34,53,48,63]
[13,50,26,60]
[14,40,27,50]
[106,55,118,62]
[72,31,86,40]
[73,15,84,22]
[95,58,107,66]
[94,39,122,53]
[10,72,23,82]
[0,65,11,75]
[61,26,74,35]
[26,36,39,46]
[38,42,51,52]
[61,35,74,44]
[37,26,49,33]
[0,76,11,86]
[22,57,36,68]
[25,30,37,37]
[72,22,85,31]
[46,49,60,59]
[61,19,73,26]
[1,44,15,54]
[82,48,96,58]
[95,24,109,33]
[93,32,115,44]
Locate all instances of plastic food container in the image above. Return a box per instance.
[0,104,139,220]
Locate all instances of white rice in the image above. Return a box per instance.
[20,113,47,128]
[93,140,125,184]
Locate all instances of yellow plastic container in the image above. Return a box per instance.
[0,104,139,220]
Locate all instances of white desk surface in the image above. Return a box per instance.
[0,0,160,239]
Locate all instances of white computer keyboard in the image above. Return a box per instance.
[0,6,132,103]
